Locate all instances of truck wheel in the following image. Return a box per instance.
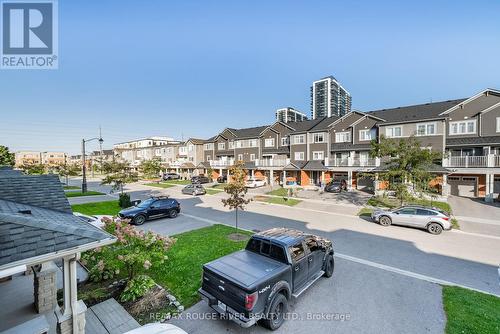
[133,214,146,225]
[323,254,334,278]
[260,293,288,330]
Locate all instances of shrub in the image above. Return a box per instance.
[119,193,131,208]
[120,275,156,302]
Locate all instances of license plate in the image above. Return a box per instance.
[217,300,227,312]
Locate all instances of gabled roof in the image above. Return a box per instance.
[231,125,270,139]
[308,116,341,132]
[302,160,328,171]
[284,118,325,134]
[368,99,466,124]
[0,172,72,213]
[186,138,205,145]
[438,89,500,115]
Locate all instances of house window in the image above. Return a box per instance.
[207,156,211,161]
[281,137,289,146]
[204,143,213,150]
[293,135,305,144]
[386,126,402,138]
[335,132,351,143]
[218,142,225,150]
[312,151,324,160]
[188,144,194,152]
[294,152,305,160]
[359,129,373,141]
[264,138,275,147]
[449,120,476,135]
[250,154,256,161]
[496,117,500,132]
[235,141,242,148]
[237,154,243,161]
[416,122,436,136]
[248,139,258,147]
[313,133,325,143]
[228,141,234,149]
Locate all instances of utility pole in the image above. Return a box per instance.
[99,126,103,174]
[81,135,104,193]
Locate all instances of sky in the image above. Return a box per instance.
[1,0,500,154]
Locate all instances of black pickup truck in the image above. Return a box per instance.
[198,228,334,330]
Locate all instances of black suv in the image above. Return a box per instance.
[191,175,210,184]
[118,196,180,225]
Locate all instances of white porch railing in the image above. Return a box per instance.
[210,159,235,167]
[254,158,290,167]
[442,155,500,168]
[324,157,380,167]
[495,155,500,167]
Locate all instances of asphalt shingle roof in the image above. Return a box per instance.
[331,143,373,152]
[302,160,328,171]
[446,136,500,146]
[230,125,270,139]
[368,99,466,124]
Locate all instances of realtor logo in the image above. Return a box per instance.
[1,0,58,69]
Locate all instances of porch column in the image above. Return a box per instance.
[485,173,494,202]
[321,171,325,184]
[347,170,353,190]
[33,261,58,313]
[442,174,450,197]
[283,170,287,186]
[270,170,274,186]
[251,169,255,178]
[55,255,87,334]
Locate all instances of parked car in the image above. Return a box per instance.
[191,175,210,184]
[73,212,113,229]
[182,184,206,196]
[371,205,452,234]
[217,174,227,183]
[163,173,180,181]
[124,323,187,334]
[245,177,266,188]
[324,181,342,193]
[199,228,334,330]
[118,196,180,225]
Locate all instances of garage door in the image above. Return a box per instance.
[494,177,500,194]
[357,176,374,191]
[448,176,477,198]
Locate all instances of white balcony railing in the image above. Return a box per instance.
[324,157,380,167]
[254,158,290,167]
[210,159,235,168]
[442,155,499,168]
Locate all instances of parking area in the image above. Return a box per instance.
[448,195,500,236]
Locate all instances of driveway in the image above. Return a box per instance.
[448,195,500,236]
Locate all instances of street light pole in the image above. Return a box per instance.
[81,136,104,193]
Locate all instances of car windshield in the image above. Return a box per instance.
[137,198,155,208]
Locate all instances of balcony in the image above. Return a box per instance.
[210,159,235,168]
[325,157,380,167]
[442,155,500,168]
[254,158,290,168]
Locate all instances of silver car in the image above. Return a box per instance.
[371,205,452,235]
[182,184,206,196]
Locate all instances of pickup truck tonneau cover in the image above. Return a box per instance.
[204,250,288,290]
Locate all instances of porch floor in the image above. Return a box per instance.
[86,298,140,334]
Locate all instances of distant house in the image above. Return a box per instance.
[0,167,116,333]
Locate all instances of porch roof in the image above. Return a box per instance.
[302,160,328,171]
[180,162,196,169]
[197,161,211,168]
[371,163,451,174]
[283,162,306,171]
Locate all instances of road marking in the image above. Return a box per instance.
[181,211,500,298]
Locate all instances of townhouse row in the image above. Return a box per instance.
[114,89,500,201]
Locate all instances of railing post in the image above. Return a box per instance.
[487,154,494,167]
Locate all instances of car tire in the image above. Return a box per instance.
[168,209,178,218]
[427,222,443,235]
[379,216,392,226]
[133,214,146,225]
[260,293,288,330]
[323,254,334,278]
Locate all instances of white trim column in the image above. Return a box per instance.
[347,170,353,191]
[283,170,287,186]
[485,173,494,202]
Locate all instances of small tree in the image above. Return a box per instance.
[139,159,163,179]
[20,163,46,175]
[0,145,15,166]
[57,162,80,185]
[101,161,138,194]
[222,161,250,236]
[370,135,442,204]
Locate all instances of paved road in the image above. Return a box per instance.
[448,195,500,236]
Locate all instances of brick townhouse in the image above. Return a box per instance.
[198,88,500,202]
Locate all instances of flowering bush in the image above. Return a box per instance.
[120,275,156,302]
[82,217,175,284]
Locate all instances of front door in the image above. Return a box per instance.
[305,238,324,279]
[290,242,308,291]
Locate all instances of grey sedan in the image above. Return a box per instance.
[182,184,206,196]
[371,205,452,235]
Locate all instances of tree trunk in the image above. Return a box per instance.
[235,207,238,235]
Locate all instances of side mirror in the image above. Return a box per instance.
[131,199,141,206]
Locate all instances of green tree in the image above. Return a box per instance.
[222,161,251,235]
[57,162,81,185]
[369,135,442,204]
[101,161,138,194]
[139,159,162,179]
[20,163,46,175]
[0,145,15,166]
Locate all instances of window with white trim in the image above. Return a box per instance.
[312,151,324,160]
[237,154,243,161]
[264,138,275,147]
[218,142,225,150]
[386,126,402,138]
[204,143,213,150]
[359,129,373,141]
[248,139,258,147]
[293,135,305,144]
[335,132,351,143]
[449,120,476,135]
[496,117,500,132]
[294,152,305,160]
[207,155,211,161]
[228,141,234,149]
[235,140,242,148]
[280,137,289,146]
[250,153,255,161]
[188,144,194,152]
[312,133,325,143]
[416,122,436,136]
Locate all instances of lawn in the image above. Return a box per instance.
[65,191,105,198]
[63,185,80,190]
[143,182,175,188]
[210,183,227,190]
[255,195,301,206]
[205,188,223,195]
[443,286,500,334]
[71,200,121,216]
[163,180,191,185]
[150,224,252,307]
[367,196,452,213]
[357,207,373,217]
[266,187,302,196]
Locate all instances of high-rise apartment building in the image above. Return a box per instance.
[310,76,352,119]
[275,107,308,123]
